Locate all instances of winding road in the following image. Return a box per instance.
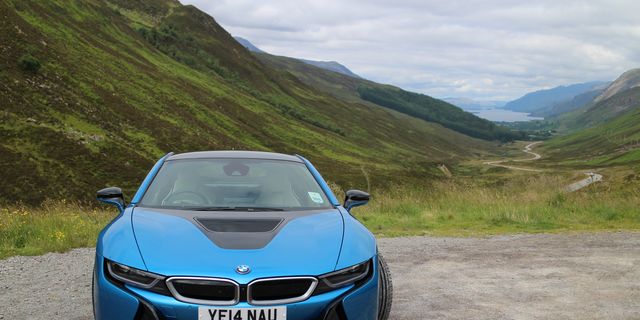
[484,141,543,172]
[484,141,602,192]
[565,172,604,192]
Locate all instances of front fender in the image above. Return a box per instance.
[96,207,146,270]
[335,207,377,270]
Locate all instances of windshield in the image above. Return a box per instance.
[139,158,332,211]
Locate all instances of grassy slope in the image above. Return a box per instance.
[255,53,521,141]
[0,0,494,204]
[594,68,640,102]
[5,167,640,258]
[549,69,640,132]
[0,201,113,258]
[356,85,521,141]
[541,87,640,167]
[353,171,640,236]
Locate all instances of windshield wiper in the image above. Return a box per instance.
[192,206,285,212]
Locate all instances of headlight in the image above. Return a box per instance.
[105,260,170,295]
[313,260,371,295]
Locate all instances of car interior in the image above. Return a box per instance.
[140,159,328,210]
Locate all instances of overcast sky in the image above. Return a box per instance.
[181,0,640,101]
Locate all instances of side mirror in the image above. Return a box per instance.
[344,189,370,211]
[97,187,126,213]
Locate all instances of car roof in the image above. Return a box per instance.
[166,151,303,162]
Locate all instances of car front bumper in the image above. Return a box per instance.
[93,254,379,320]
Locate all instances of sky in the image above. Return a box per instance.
[180,0,640,101]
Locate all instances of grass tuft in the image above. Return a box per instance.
[352,173,640,237]
[0,200,115,259]
[1,171,638,260]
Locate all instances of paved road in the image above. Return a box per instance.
[484,142,602,192]
[484,141,543,172]
[565,173,604,192]
[1,232,639,319]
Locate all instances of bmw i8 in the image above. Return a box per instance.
[93,151,393,320]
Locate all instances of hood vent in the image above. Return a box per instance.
[195,218,283,233]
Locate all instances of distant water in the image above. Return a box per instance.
[469,108,544,122]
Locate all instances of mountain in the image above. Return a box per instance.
[504,81,609,114]
[531,84,608,118]
[296,59,361,79]
[234,36,519,141]
[234,36,264,53]
[252,52,521,141]
[0,0,496,204]
[233,36,520,140]
[594,68,640,103]
[542,69,640,166]
[571,70,640,127]
[234,36,361,78]
[356,86,522,141]
[542,88,640,166]
[554,68,640,129]
[443,97,506,110]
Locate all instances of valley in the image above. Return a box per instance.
[484,141,543,172]
[484,141,604,192]
[469,108,543,122]
[0,0,504,205]
[0,0,639,260]
[1,2,639,320]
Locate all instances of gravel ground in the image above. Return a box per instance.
[381,232,640,320]
[1,232,639,319]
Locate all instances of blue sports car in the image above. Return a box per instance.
[93,151,393,320]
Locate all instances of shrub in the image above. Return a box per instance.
[18,54,41,73]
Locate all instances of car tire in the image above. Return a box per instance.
[377,253,393,320]
[92,266,98,320]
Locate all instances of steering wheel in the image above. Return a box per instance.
[164,191,209,206]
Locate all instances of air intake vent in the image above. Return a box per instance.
[196,218,282,233]
[166,277,239,305]
[248,277,318,305]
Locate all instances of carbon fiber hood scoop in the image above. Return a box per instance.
[195,218,283,233]
[131,207,344,278]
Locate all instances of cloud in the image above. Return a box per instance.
[180,0,640,101]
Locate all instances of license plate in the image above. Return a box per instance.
[198,306,286,320]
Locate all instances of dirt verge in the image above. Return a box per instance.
[1,232,638,319]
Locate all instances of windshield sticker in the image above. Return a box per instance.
[308,192,324,204]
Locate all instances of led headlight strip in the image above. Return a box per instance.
[319,260,371,288]
[105,260,165,290]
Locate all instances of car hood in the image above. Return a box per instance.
[131,207,344,282]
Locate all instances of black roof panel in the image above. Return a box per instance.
[166,151,303,162]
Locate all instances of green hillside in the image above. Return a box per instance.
[356,85,522,141]
[593,68,640,103]
[254,53,521,141]
[0,0,495,204]
[575,84,640,127]
[542,87,640,166]
[549,70,639,130]
[254,52,371,103]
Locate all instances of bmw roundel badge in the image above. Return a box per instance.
[236,265,251,275]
